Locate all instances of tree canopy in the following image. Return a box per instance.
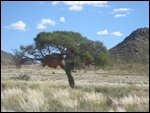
[14,31,109,88]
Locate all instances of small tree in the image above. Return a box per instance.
[14,31,109,88]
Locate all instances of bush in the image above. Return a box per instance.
[16,74,31,81]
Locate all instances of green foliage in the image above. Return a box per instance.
[15,31,109,71]
[94,52,110,67]
[34,31,86,50]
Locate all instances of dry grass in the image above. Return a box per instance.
[1,65,149,112]
[1,80,149,112]
[1,88,46,112]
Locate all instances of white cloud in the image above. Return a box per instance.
[114,14,126,18]
[39,1,44,4]
[59,17,65,23]
[5,21,26,31]
[111,31,123,36]
[51,1,108,11]
[51,1,61,5]
[97,30,123,37]
[59,1,108,6]
[97,29,108,35]
[112,8,133,18]
[37,18,56,29]
[113,8,132,13]
[68,5,83,11]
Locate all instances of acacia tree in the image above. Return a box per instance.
[14,31,109,88]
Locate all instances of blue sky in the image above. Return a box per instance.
[1,1,149,54]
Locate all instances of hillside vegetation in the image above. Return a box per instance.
[1,50,15,65]
[109,27,149,74]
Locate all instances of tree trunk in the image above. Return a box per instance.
[65,69,75,88]
[59,63,75,88]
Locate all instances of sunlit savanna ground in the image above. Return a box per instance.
[1,65,149,112]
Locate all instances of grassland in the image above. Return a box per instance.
[1,65,149,112]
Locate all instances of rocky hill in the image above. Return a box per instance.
[109,27,149,73]
[1,50,15,65]
[1,50,38,66]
